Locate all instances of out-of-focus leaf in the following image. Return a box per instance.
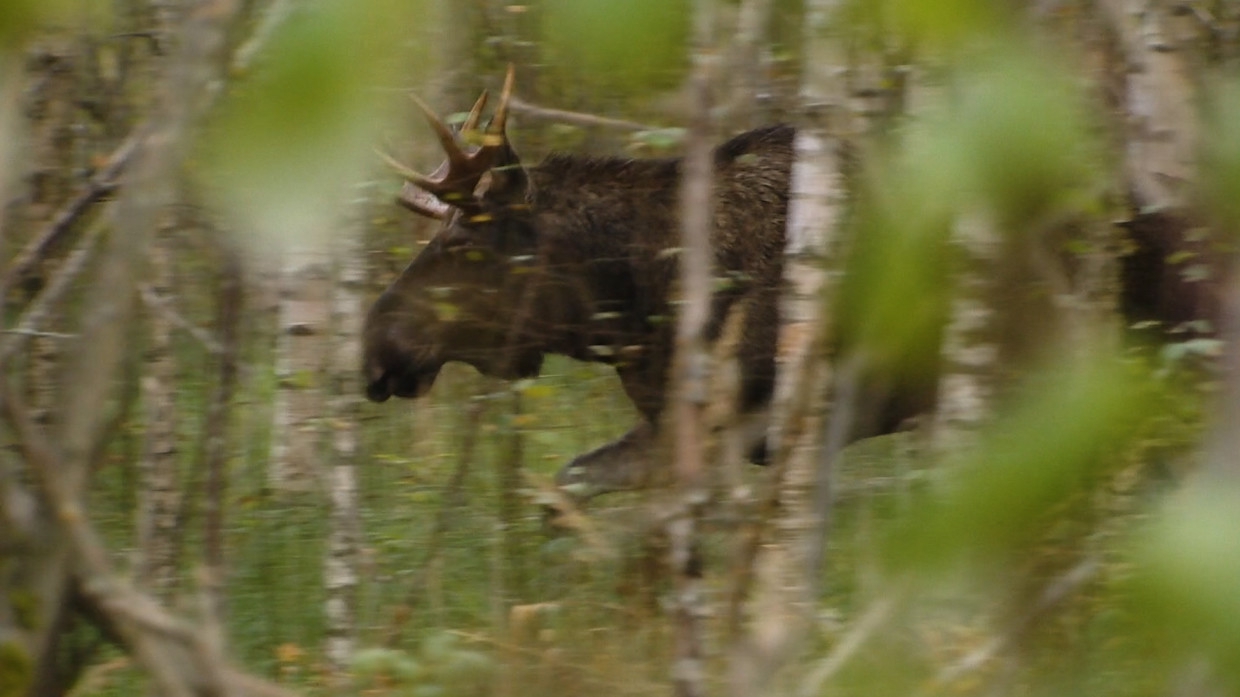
[949,47,1102,226]
[202,0,419,257]
[884,355,1150,574]
[542,0,689,93]
[834,123,964,368]
[1126,482,1240,691]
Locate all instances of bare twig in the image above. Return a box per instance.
[496,392,527,606]
[0,329,76,339]
[0,130,142,300]
[508,95,657,132]
[807,351,865,592]
[140,284,227,355]
[797,590,905,697]
[0,217,107,363]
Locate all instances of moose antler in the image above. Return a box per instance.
[388,64,516,219]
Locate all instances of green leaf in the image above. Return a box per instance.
[950,46,1101,226]
[884,355,1150,574]
[202,0,420,256]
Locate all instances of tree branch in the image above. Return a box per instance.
[0,217,107,364]
[0,131,142,300]
[508,95,658,132]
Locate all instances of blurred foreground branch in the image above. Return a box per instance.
[0,378,302,697]
[0,131,141,300]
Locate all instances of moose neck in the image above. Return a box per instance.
[522,153,684,367]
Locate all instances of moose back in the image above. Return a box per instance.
[363,68,795,497]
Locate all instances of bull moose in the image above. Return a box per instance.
[361,67,921,498]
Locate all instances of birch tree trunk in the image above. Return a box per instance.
[136,221,182,599]
[5,30,97,697]
[21,38,80,427]
[323,216,365,679]
[1097,0,1198,214]
[268,247,331,494]
[728,1,848,693]
[668,3,719,695]
[930,212,1001,453]
[722,0,774,130]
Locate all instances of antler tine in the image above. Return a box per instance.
[410,93,470,169]
[462,90,489,133]
[376,148,444,193]
[397,181,449,219]
[395,69,518,211]
[488,63,516,135]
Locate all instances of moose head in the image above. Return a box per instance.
[362,66,548,403]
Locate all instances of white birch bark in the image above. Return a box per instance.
[135,223,182,598]
[668,3,719,695]
[268,246,331,494]
[1097,0,1198,212]
[930,212,1001,453]
[323,216,365,676]
[728,1,848,693]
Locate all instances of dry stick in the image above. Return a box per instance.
[140,284,226,355]
[806,351,865,592]
[507,96,657,132]
[0,217,107,363]
[0,130,142,300]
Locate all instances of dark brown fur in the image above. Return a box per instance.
[363,126,793,496]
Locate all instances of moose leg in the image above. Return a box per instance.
[555,421,659,500]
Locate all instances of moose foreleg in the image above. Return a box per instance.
[555,421,660,500]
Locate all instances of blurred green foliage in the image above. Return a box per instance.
[885,356,1150,575]
[1129,482,1240,693]
[203,0,422,255]
[541,0,689,94]
[0,0,73,48]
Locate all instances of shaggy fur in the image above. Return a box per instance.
[363,126,794,496]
